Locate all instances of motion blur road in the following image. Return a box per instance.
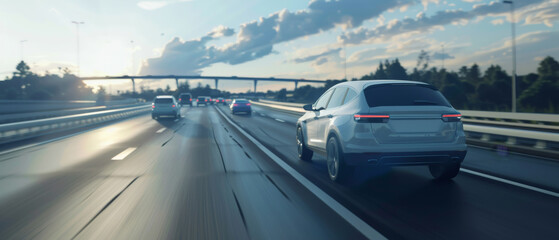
[0,104,558,239]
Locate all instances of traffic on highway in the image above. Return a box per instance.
[2,0,559,239]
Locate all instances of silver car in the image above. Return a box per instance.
[296,80,467,183]
[152,95,181,119]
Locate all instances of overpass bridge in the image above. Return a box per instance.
[79,75,327,93]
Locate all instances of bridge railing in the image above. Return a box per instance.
[0,105,150,145]
[251,99,559,157]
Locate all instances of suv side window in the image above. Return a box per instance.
[326,87,348,109]
[343,88,357,104]
[314,89,333,110]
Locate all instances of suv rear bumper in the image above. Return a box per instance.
[344,150,466,166]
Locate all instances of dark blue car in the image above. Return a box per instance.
[230,99,251,115]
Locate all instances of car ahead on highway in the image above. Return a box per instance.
[230,99,251,115]
[216,97,227,105]
[152,95,181,119]
[206,97,214,105]
[178,93,193,106]
[196,96,209,106]
[296,80,467,183]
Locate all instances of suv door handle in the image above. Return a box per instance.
[327,114,333,118]
[313,117,319,120]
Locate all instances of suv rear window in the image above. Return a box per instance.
[364,84,451,107]
[235,100,249,103]
[154,98,173,104]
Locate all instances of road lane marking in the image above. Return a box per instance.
[275,118,285,123]
[0,114,151,157]
[111,147,137,161]
[214,106,386,240]
[460,168,559,198]
[156,128,166,133]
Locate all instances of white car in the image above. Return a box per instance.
[296,80,467,182]
[151,95,180,119]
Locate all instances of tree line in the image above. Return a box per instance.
[0,61,94,100]
[2,53,558,113]
[269,53,559,113]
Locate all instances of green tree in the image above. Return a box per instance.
[14,61,31,78]
[519,56,559,113]
[276,88,287,101]
[384,59,408,80]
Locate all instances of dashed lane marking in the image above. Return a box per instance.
[111,147,137,161]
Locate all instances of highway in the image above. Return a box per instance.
[0,104,558,239]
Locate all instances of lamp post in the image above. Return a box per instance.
[71,21,84,77]
[503,0,517,112]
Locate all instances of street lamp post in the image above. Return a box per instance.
[71,21,84,77]
[503,0,517,112]
[20,40,27,62]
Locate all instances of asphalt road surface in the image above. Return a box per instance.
[0,104,557,239]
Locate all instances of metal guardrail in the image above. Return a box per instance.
[0,99,141,114]
[0,103,147,124]
[252,100,559,151]
[0,105,151,145]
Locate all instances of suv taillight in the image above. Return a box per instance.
[442,114,461,122]
[354,114,390,123]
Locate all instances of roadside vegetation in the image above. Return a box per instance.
[1,53,557,113]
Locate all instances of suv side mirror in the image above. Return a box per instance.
[303,104,313,111]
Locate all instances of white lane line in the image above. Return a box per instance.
[275,118,285,123]
[111,147,137,161]
[0,114,151,156]
[156,128,166,133]
[214,107,386,240]
[460,168,559,198]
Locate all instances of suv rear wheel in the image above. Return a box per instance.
[429,162,461,180]
[326,136,353,183]
[296,127,313,161]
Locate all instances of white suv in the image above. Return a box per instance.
[152,95,181,119]
[296,80,467,182]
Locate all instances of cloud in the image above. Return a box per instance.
[141,26,235,75]
[432,52,455,60]
[137,0,192,11]
[140,0,413,75]
[339,0,548,45]
[292,48,341,63]
[457,31,559,74]
[520,0,559,27]
[491,18,504,25]
[315,58,329,66]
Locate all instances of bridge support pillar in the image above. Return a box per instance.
[294,81,299,90]
[131,78,136,95]
[175,78,179,89]
[253,80,258,94]
[215,79,219,90]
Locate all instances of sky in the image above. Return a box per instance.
[1,0,558,94]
